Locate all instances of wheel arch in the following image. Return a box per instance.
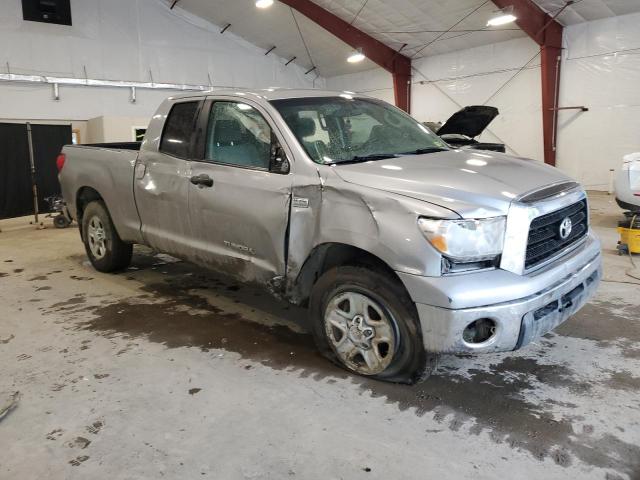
[288,242,407,307]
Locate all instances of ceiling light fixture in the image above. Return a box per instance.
[487,6,517,26]
[347,48,365,63]
[255,0,274,8]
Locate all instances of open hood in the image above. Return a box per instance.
[437,106,499,138]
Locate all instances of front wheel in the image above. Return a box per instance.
[81,201,132,272]
[309,266,431,383]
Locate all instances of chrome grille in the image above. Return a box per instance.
[525,200,588,270]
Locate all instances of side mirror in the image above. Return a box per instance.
[269,142,290,174]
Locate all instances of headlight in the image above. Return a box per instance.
[418,216,506,261]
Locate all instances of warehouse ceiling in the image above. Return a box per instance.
[172,0,640,77]
[312,0,525,59]
[532,0,640,24]
[173,0,383,77]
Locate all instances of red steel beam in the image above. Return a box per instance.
[278,0,412,112]
[392,69,411,114]
[492,0,563,166]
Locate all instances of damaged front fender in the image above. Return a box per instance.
[284,166,456,302]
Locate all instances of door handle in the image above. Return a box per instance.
[190,174,213,188]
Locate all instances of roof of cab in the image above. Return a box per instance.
[167,87,364,102]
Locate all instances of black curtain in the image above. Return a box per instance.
[0,123,32,219]
[31,124,72,213]
[0,123,72,219]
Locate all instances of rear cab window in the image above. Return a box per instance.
[160,101,200,158]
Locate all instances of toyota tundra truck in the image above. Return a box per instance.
[57,89,602,383]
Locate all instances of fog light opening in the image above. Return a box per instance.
[463,318,497,344]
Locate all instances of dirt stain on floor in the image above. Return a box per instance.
[50,294,86,310]
[28,275,48,281]
[79,294,319,371]
[605,370,640,391]
[50,252,640,478]
[556,300,640,360]
[66,437,91,449]
[557,301,640,345]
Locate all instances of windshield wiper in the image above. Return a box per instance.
[331,154,398,165]
[398,147,448,155]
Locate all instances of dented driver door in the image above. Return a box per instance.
[187,98,292,284]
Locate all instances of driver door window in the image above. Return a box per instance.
[205,102,271,169]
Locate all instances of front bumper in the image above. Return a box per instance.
[398,233,602,353]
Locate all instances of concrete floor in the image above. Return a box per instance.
[0,192,639,480]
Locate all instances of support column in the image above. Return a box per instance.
[392,58,412,113]
[492,0,564,165]
[540,23,562,166]
[540,45,561,166]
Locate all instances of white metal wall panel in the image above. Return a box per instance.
[327,37,544,162]
[556,12,640,190]
[328,11,640,191]
[0,0,322,120]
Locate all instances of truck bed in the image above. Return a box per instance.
[58,143,143,244]
[83,142,142,151]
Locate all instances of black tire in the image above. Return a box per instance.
[53,215,70,229]
[81,201,132,272]
[309,266,432,383]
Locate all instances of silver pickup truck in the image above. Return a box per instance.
[58,88,602,383]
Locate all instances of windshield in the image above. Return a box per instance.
[270,96,449,164]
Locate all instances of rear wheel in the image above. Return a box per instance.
[81,201,132,272]
[310,266,432,383]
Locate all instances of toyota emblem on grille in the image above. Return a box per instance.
[559,217,573,240]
